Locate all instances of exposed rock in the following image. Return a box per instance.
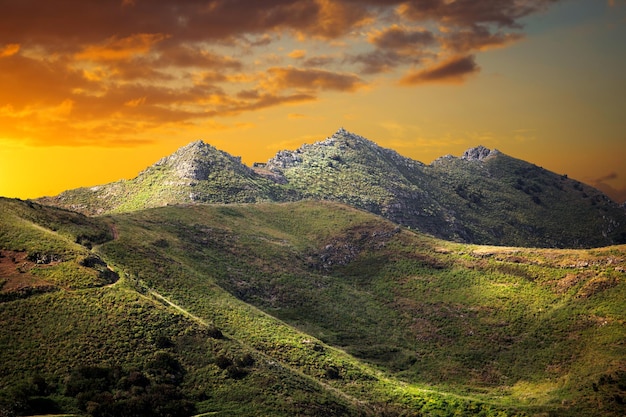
[266,150,303,171]
[154,141,214,181]
[27,253,62,265]
[461,146,500,161]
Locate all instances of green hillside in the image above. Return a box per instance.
[1,198,624,416]
[38,141,295,215]
[266,130,626,247]
[38,129,626,248]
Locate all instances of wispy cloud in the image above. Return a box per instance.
[399,55,480,85]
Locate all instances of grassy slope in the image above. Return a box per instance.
[99,201,625,416]
[0,198,367,416]
[1,198,625,416]
[427,154,626,247]
[38,142,295,216]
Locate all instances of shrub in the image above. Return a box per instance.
[214,355,232,370]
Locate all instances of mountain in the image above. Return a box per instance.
[265,129,626,247]
[38,140,296,215]
[1,197,625,416]
[38,128,626,248]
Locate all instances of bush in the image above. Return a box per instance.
[214,355,232,370]
[325,366,341,380]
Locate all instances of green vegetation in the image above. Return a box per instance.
[1,198,624,416]
[38,141,297,217]
[37,130,626,248]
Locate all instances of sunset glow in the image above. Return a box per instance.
[1,0,625,202]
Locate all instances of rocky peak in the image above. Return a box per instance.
[329,127,377,148]
[151,140,213,180]
[461,146,500,162]
[150,140,247,181]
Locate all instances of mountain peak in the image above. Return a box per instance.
[328,127,377,147]
[461,145,500,161]
[152,140,246,181]
[265,127,400,172]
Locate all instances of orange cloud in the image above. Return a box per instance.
[75,33,169,62]
[124,97,147,107]
[0,43,20,58]
[288,49,307,59]
[304,0,373,39]
[0,0,562,150]
[399,55,480,85]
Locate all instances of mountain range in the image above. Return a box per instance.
[39,128,626,248]
[1,129,625,417]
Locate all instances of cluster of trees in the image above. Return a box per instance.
[0,352,195,417]
[66,352,195,417]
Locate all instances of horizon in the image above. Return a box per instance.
[1,0,625,202]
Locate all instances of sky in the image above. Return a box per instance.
[1,0,625,203]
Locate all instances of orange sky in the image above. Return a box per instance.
[1,0,625,203]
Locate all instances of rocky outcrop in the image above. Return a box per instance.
[461,146,500,161]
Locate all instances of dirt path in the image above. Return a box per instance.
[146,289,374,414]
[148,290,209,327]
[109,223,119,240]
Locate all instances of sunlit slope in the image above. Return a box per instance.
[99,201,625,416]
[1,198,624,416]
[38,141,295,215]
[0,198,529,416]
[0,198,373,416]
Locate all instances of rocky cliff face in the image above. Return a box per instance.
[37,129,626,248]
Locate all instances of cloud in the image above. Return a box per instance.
[351,25,437,73]
[594,172,619,183]
[588,172,626,203]
[0,0,561,148]
[351,50,407,74]
[399,55,480,85]
[75,33,168,61]
[0,43,20,58]
[288,49,307,59]
[397,0,558,28]
[303,55,337,68]
[442,25,524,52]
[369,25,436,50]
[155,45,243,70]
[0,1,554,47]
[265,67,366,92]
